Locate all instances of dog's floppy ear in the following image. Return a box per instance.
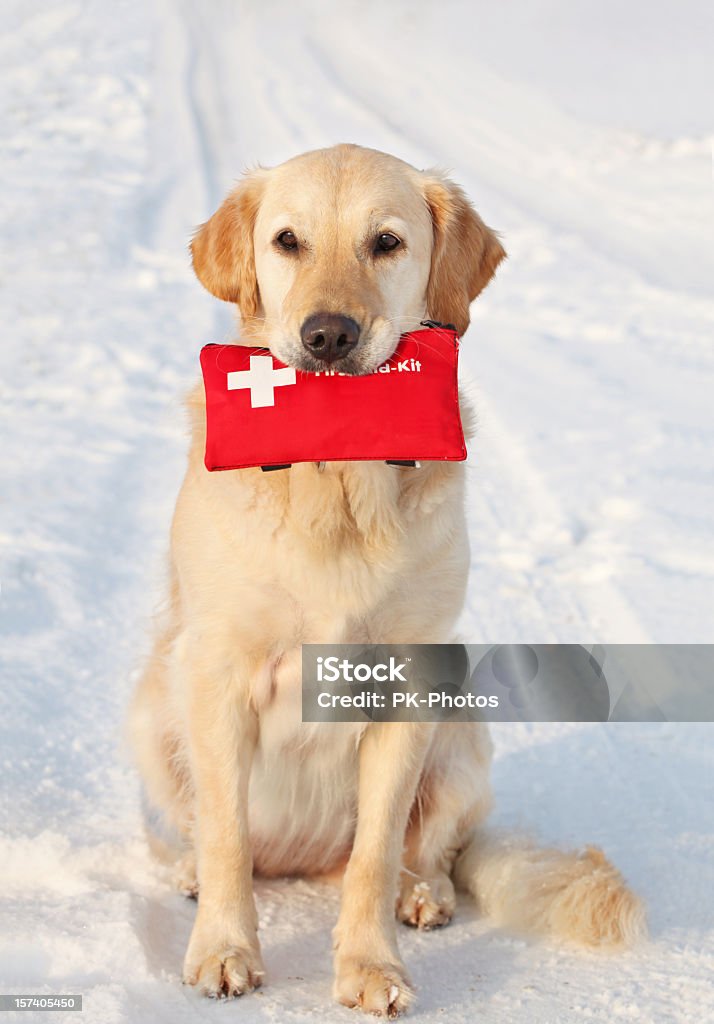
[422,173,506,336]
[190,171,267,316]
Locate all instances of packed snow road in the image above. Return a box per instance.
[1,1,713,1021]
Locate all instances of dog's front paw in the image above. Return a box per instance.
[334,957,414,1018]
[183,938,264,998]
[397,871,455,930]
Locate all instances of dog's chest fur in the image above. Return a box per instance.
[173,419,468,874]
[205,461,462,873]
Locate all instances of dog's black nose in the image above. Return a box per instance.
[300,313,360,363]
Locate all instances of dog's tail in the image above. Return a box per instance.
[453,829,646,949]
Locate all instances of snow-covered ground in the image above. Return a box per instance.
[1,1,713,1021]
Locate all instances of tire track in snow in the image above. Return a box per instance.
[460,386,652,641]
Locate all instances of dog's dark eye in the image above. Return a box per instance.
[374,232,401,254]
[276,230,298,252]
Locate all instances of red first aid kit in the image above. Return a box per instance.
[200,323,466,471]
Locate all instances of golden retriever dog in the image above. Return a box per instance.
[129,144,644,1017]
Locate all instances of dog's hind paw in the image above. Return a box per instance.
[172,851,199,898]
[397,870,455,929]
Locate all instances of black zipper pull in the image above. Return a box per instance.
[420,319,457,331]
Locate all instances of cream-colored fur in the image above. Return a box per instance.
[129,144,644,1017]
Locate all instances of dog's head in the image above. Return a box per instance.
[191,144,505,374]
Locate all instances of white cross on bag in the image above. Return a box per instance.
[227,355,296,408]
